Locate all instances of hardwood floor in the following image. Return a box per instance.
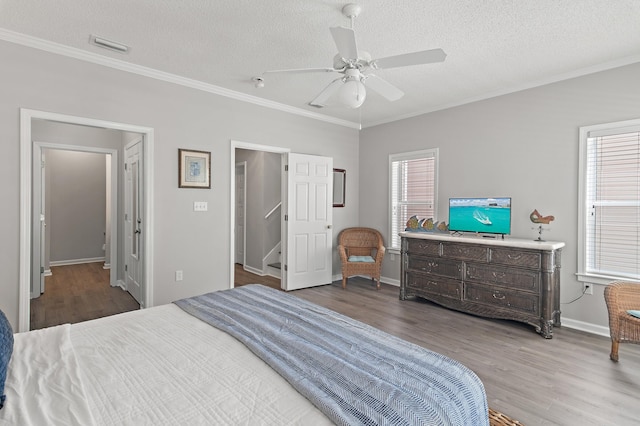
[288,278,640,426]
[32,264,639,424]
[30,262,140,330]
[234,263,281,290]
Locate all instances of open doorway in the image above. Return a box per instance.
[234,147,285,290]
[18,109,155,333]
[230,141,334,292]
[30,146,140,330]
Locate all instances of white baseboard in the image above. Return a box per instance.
[114,279,127,291]
[561,317,610,338]
[103,263,111,270]
[44,269,52,277]
[381,276,400,287]
[243,264,265,276]
[265,266,281,279]
[334,274,400,287]
[50,257,105,267]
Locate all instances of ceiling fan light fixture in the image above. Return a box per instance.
[338,78,366,108]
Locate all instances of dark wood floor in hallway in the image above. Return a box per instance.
[234,263,281,290]
[30,262,140,330]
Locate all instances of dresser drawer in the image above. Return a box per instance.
[408,256,462,280]
[442,243,488,262]
[490,248,541,269]
[465,263,539,293]
[406,272,462,300]
[464,282,540,315]
[406,239,441,256]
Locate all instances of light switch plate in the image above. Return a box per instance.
[194,201,208,211]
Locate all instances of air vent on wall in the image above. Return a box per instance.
[89,35,129,54]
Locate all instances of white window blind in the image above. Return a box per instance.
[584,125,640,280]
[389,149,438,250]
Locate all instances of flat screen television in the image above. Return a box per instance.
[449,197,511,236]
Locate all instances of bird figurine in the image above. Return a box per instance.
[530,209,555,224]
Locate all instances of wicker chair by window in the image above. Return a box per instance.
[604,281,640,361]
[338,227,385,290]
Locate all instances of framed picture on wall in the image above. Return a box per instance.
[179,149,211,188]
[333,168,346,207]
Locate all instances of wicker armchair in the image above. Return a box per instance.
[338,227,385,290]
[604,281,640,361]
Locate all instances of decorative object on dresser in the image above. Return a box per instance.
[604,281,640,361]
[530,208,555,241]
[405,215,449,233]
[400,233,564,338]
[338,227,385,289]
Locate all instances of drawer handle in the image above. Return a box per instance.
[421,261,437,271]
[492,292,506,300]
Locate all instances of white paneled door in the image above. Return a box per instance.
[124,140,143,303]
[235,162,246,264]
[283,153,333,291]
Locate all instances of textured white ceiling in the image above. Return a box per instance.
[2,0,640,127]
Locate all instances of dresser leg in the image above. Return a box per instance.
[540,320,554,339]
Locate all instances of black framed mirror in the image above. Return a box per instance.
[333,168,346,207]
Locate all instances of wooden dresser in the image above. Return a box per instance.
[400,233,564,338]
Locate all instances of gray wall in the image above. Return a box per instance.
[0,39,359,329]
[360,61,640,331]
[46,149,106,263]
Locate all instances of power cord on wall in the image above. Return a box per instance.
[561,285,589,304]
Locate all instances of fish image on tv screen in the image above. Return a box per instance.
[448,197,511,235]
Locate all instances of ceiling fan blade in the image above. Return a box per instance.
[263,67,336,75]
[372,48,446,70]
[308,78,344,108]
[364,74,404,101]
[330,26,358,60]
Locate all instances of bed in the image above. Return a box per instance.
[0,284,489,425]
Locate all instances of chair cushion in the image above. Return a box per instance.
[627,310,640,319]
[348,255,375,263]
[0,309,14,410]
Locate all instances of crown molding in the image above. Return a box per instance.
[0,28,360,130]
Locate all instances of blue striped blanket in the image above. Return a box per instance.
[174,285,488,426]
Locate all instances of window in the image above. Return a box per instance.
[578,119,640,284]
[389,149,438,251]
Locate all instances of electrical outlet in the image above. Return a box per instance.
[175,270,183,281]
[583,283,593,295]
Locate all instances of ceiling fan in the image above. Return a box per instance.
[258,3,446,109]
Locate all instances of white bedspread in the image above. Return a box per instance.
[0,325,96,426]
[71,304,332,425]
[1,304,331,425]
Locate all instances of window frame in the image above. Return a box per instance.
[388,148,439,254]
[577,118,640,285]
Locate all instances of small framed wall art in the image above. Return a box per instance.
[333,168,346,207]
[178,149,211,188]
